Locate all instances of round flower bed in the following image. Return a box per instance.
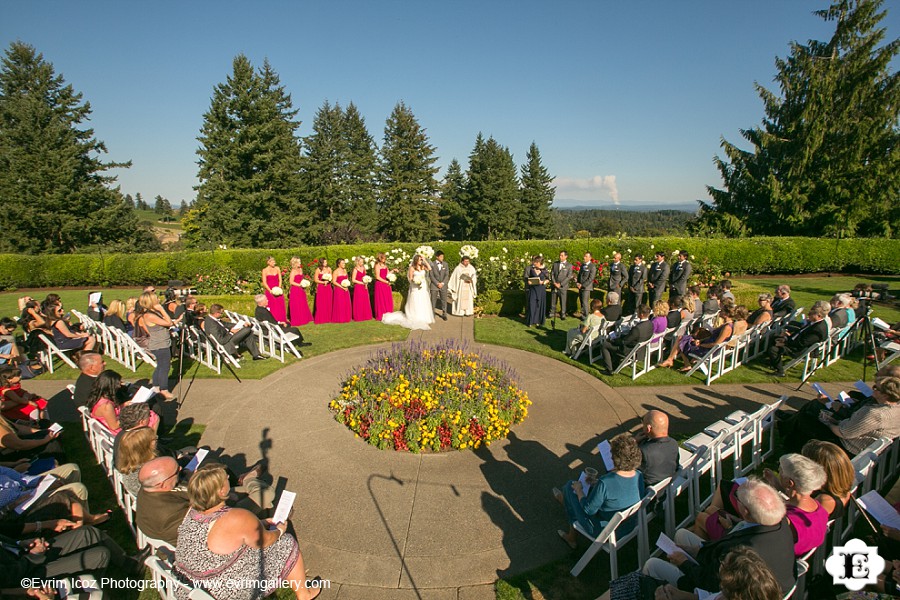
[329,341,531,452]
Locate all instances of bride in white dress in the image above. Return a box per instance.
[381,254,435,330]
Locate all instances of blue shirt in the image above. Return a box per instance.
[581,470,645,530]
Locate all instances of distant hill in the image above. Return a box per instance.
[555,201,700,213]
[551,206,695,237]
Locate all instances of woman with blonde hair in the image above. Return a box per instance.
[801,440,854,519]
[175,462,322,599]
[288,257,313,327]
[651,300,669,343]
[115,426,157,496]
[134,292,175,400]
[124,297,138,334]
[103,299,128,332]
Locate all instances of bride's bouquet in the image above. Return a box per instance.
[322,273,333,282]
[387,273,397,284]
[271,286,283,296]
[459,244,479,259]
[412,272,426,288]
[300,279,311,289]
[415,245,435,260]
[362,275,373,285]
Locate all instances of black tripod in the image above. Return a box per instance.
[856,304,880,381]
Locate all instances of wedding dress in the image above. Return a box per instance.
[381,267,435,330]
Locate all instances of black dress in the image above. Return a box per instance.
[525,266,549,326]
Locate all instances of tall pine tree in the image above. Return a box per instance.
[342,102,379,241]
[518,142,555,239]
[377,102,441,241]
[696,0,899,238]
[439,159,469,240]
[300,100,349,243]
[0,42,157,253]
[188,55,308,248]
[465,134,520,240]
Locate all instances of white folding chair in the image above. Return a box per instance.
[782,559,809,600]
[36,332,78,373]
[146,556,216,600]
[570,498,644,579]
[664,447,706,537]
[637,477,672,565]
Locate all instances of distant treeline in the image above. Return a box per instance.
[551,209,694,238]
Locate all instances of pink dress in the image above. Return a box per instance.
[314,273,332,324]
[373,267,394,321]
[331,274,352,323]
[91,397,159,435]
[352,269,373,322]
[289,273,313,326]
[265,273,287,323]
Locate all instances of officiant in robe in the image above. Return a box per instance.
[524,255,549,327]
[448,256,478,316]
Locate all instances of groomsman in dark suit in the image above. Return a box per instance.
[669,250,692,301]
[576,252,597,317]
[647,251,670,307]
[608,252,625,298]
[549,251,573,319]
[623,254,648,315]
[430,250,450,320]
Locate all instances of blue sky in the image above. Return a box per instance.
[2,1,897,208]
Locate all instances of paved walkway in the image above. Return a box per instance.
[32,315,823,600]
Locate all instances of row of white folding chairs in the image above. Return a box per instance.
[223,309,302,362]
[779,314,864,382]
[72,308,158,372]
[36,330,79,373]
[183,325,235,374]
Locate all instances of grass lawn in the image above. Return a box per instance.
[475,275,900,388]
[1,289,409,381]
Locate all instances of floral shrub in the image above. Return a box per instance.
[329,341,531,452]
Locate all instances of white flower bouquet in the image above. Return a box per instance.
[362,275,372,285]
[271,286,283,296]
[322,273,333,282]
[415,245,435,260]
[300,279,311,289]
[387,273,397,284]
[340,279,351,289]
[413,272,426,288]
[460,244,479,259]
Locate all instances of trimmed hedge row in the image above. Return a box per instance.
[0,237,897,289]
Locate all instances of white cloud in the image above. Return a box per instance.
[554,175,620,204]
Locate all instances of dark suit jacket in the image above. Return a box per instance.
[551,261,572,288]
[666,310,683,329]
[772,296,796,318]
[627,263,647,294]
[787,319,829,353]
[607,262,625,291]
[136,487,190,546]
[602,304,622,323]
[648,261,670,292]
[73,372,97,407]
[579,262,597,290]
[612,319,653,354]
[669,260,691,296]
[829,308,849,330]
[255,306,277,325]
[677,519,796,593]
[429,260,450,289]
[204,315,239,346]
[702,298,720,315]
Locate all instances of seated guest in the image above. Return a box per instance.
[163,288,185,323]
[115,426,157,496]
[44,303,97,353]
[758,455,828,556]
[767,303,828,377]
[173,462,320,599]
[599,304,653,374]
[194,302,208,330]
[112,402,152,466]
[87,292,107,322]
[182,295,199,329]
[0,366,49,422]
[125,296,138,333]
[137,457,275,546]
[0,318,20,365]
[726,305,750,348]
[689,285,703,317]
[0,526,149,589]
[18,297,44,333]
[634,410,679,486]
[653,545,784,600]
[771,284,795,318]
[563,299,604,356]
[602,291,623,323]
[666,298,685,329]
[660,306,734,371]
[87,370,160,434]
[702,286,721,315]
[102,299,128,332]
[719,280,735,303]
[254,294,304,342]
[0,415,62,462]
[204,304,265,361]
[748,293,774,327]
[828,293,851,333]
[0,464,110,527]
[651,301,669,343]
[641,479,795,595]
[820,374,900,455]
[552,433,645,548]
[801,440,853,519]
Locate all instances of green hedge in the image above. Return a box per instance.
[0,237,897,289]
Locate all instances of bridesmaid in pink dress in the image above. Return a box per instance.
[288,257,313,326]
[373,252,394,321]
[313,258,333,324]
[262,256,287,324]
[331,258,352,324]
[351,258,373,322]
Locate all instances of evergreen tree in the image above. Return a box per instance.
[696,0,899,238]
[342,102,379,240]
[465,134,520,240]
[190,55,308,248]
[439,159,469,240]
[179,199,188,215]
[300,101,349,243]
[0,42,157,253]
[518,142,555,239]
[124,193,134,209]
[135,192,146,210]
[377,102,441,241]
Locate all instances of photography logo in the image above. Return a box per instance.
[825,538,885,591]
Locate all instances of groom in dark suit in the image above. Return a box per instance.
[430,250,450,321]
[576,252,598,317]
[549,251,573,319]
